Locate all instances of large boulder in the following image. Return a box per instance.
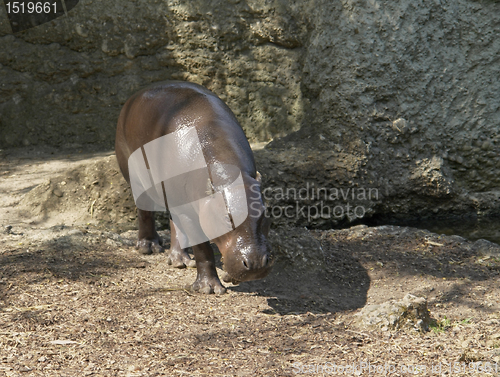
[1,0,499,222]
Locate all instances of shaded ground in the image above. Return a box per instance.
[1,147,500,376]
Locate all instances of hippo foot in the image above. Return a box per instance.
[167,248,196,268]
[221,271,241,285]
[136,238,164,255]
[189,277,226,295]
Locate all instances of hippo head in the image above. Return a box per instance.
[199,171,273,283]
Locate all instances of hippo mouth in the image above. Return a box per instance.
[221,271,242,285]
[220,256,274,284]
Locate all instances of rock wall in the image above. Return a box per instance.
[0,0,307,147]
[1,0,499,222]
[261,0,500,223]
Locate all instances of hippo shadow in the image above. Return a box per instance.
[229,227,370,315]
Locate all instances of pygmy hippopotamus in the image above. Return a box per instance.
[115,81,272,294]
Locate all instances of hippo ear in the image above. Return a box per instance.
[256,171,262,184]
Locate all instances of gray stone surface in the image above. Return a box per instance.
[354,294,432,332]
[0,0,306,148]
[469,238,500,259]
[268,225,326,269]
[1,0,499,221]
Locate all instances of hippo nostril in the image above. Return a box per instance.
[262,254,269,268]
[242,259,249,270]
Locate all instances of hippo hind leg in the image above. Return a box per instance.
[167,219,196,268]
[136,209,164,255]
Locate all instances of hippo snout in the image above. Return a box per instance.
[241,253,272,271]
[223,245,273,283]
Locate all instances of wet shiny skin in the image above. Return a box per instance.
[115,81,273,293]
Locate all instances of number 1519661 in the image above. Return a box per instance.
[6,2,57,14]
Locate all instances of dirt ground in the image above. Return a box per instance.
[1,147,500,377]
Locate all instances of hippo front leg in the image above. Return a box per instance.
[167,219,196,268]
[190,242,226,294]
[136,209,164,255]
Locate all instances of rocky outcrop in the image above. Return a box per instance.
[354,294,432,332]
[1,0,499,222]
[0,0,307,147]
